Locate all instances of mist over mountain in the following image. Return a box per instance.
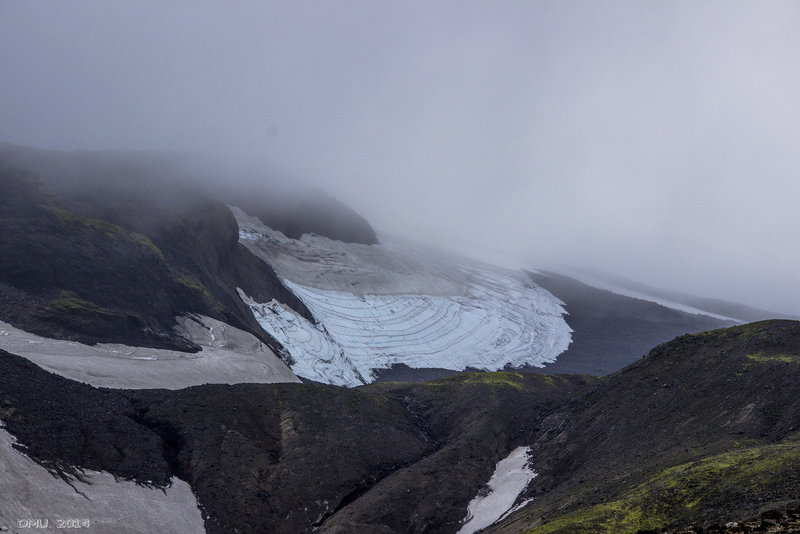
[2,3,800,533]
[2,1,799,315]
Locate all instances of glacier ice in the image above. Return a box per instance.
[233,207,572,387]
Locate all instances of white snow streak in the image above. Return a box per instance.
[458,446,537,534]
[0,316,299,389]
[0,425,205,533]
[565,273,741,322]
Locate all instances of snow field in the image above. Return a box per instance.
[0,316,300,389]
[0,425,205,534]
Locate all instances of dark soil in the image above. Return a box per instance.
[371,363,461,383]
[0,343,590,534]
[656,504,800,533]
[0,349,169,485]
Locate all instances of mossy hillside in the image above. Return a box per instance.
[746,351,800,364]
[685,321,800,351]
[174,274,226,313]
[432,371,575,391]
[488,320,800,534]
[437,371,528,390]
[0,162,305,350]
[49,291,144,323]
[44,204,166,261]
[524,440,800,534]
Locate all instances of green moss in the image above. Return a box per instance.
[129,232,166,260]
[435,371,527,390]
[175,274,225,312]
[44,205,165,260]
[735,361,752,378]
[689,322,779,344]
[537,374,556,387]
[526,441,800,533]
[49,294,142,321]
[746,351,800,364]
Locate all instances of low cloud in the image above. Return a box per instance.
[1,1,798,314]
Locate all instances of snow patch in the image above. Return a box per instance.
[565,273,742,322]
[0,316,300,389]
[0,426,205,533]
[458,446,537,534]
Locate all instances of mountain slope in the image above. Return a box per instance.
[488,320,800,533]
[0,343,590,533]
[3,144,778,385]
[0,146,338,354]
[3,321,800,533]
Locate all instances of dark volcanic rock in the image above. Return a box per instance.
[0,349,169,485]
[3,322,800,533]
[0,155,311,352]
[0,343,592,534]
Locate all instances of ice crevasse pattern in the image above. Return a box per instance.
[239,268,571,387]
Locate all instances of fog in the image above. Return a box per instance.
[2,1,799,315]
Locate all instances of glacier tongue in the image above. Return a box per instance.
[238,290,365,386]
[234,207,572,387]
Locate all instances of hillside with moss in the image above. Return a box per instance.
[0,154,314,351]
[487,320,800,533]
[3,321,799,532]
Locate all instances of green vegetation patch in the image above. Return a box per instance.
[50,292,142,321]
[175,274,225,311]
[44,205,165,260]
[689,321,781,344]
[746,351,800,364]
[526,441,800,534]
[436,371,528,390]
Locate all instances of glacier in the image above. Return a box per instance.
[234,207,572,386]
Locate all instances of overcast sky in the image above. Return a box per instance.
[1,1,799,314]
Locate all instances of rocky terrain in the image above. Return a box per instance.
[1,145,798,533]
[646,504,800,533]
[3,320,800,533]
[0,144,754,383]
[0,155,309,353]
